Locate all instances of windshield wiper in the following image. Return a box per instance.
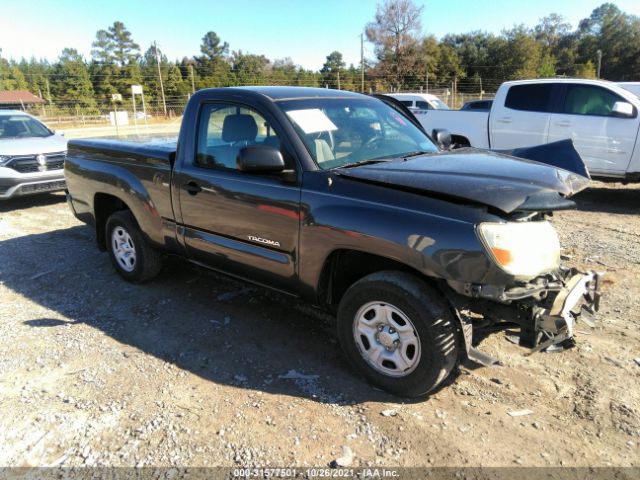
[402,150,432,160]
[339,150,433,169]
[339,159,392,169]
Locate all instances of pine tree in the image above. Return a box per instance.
[52,49,97,113]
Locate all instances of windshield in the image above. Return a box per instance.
[0,115,53,139]
[277,97,438,169]
[431,98,450,110]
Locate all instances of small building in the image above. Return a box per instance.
[0,90,46,111]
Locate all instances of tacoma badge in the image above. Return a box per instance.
[247,235,280,247]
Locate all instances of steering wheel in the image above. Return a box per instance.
[357,133,385,154]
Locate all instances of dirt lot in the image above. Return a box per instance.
[0,182,639,470]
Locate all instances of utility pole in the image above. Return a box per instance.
[360,33,365,93]
[38,88,46,116]
[426,71,429,93]
[189,64,195,94]
[154,41,167,117]
[45,78,53,110]
[337,71,341,90]
[596,49,602,79]
[454,75,458,109]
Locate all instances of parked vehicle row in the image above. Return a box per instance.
[399,79,640,181]
[64,87,601,397]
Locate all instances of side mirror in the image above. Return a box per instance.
[612,101,635,118]
[237,144,285,173]
[432,128,452,150]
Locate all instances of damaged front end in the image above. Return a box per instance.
[443,140,601,364]
[445,267,602,365]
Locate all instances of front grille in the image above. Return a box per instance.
[20,180,66,194]
[5,152,66,173]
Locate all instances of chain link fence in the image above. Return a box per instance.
[11,76,508,131]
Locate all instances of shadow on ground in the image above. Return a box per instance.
[1,225,410,404]
[572,184,640,214]
[0,192,67,213]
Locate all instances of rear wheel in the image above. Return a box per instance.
[337,271,459,397]
[105,210,162,283]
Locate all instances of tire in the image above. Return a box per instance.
[337,271,459,397]
[105,210,162,283]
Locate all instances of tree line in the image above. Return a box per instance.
[0,1,638,115]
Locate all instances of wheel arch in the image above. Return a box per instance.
[316,248,434,310]
[93,192,133,251]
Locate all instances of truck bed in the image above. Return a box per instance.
[413,110,490,148]
[68,136,177,164]
[65,136,178,249]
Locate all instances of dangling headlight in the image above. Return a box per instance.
[477,221,561,279]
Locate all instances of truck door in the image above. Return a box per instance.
[175,102,301,293]
[489,83,555,149]
[547,83,639,175]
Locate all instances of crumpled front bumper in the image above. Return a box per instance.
[526,270,602,353]
[446,268,602,365]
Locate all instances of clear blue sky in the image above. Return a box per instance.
[1,0,639,70]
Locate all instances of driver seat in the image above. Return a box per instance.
[314,139,335,164]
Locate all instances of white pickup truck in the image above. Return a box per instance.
[408,79,640,181]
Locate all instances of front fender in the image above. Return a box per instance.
[298,175,513,301]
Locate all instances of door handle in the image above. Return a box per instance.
[555,120,572,127]
[183,181,202,195]
[496,117,512,124]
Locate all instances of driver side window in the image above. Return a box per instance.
[196,104,282,170]
[564,85,625,117]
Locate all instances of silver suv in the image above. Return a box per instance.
[0,110,67,200]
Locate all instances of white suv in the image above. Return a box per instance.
[0,110,67,199]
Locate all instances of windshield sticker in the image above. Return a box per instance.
[286,109,338,134]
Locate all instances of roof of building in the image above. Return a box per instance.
[0,90,45,105]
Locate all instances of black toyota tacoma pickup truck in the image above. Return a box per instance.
[65,87,601,397]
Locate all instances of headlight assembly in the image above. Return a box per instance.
[0,155,11,166]
[477,221,560,278]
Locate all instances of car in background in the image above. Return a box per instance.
[412,78,640,182]
[0,110,67,199]
[617,82,640,99]
[461,99,493,111]
[384,93,450,112]
[134,111,152,120]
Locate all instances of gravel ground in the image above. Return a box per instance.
[0,182,639,469]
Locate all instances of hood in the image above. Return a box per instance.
[0,134,67,156]
[337,140,590,214]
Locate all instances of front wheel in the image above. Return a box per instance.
[337,271,459,397]
[105,210,162,283]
